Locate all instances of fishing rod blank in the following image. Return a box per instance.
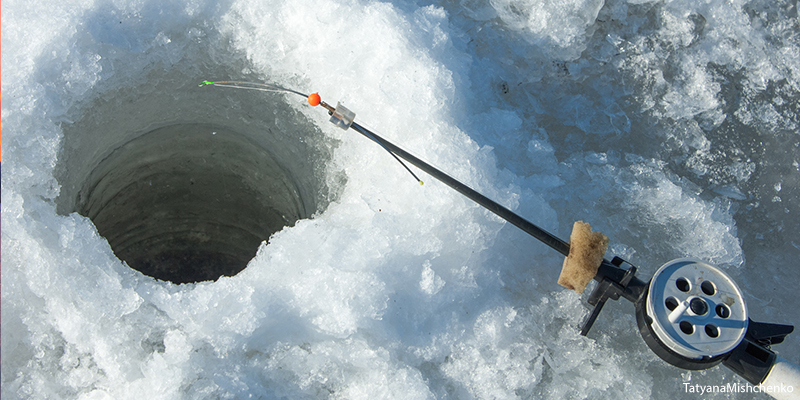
[313,98,571,256]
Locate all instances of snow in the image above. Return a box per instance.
[2,0,799,399]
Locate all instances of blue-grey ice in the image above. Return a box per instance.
[2,0,799,399]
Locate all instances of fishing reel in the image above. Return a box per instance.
[636,258,748,370]
[581,256,796,388]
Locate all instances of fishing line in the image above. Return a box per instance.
[348,121,424,185]
[201,81,423,185]
[200,80,309,97]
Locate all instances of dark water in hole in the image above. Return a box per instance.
[76,123,308,283]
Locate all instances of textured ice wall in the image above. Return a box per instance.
[2,0,799,399]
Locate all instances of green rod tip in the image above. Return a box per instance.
[419,180,424,186]
[199,80,215,87]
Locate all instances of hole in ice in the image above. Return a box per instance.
[73,124,310,283]
[55,65,333,284]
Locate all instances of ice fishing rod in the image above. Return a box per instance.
[201,81,800,399]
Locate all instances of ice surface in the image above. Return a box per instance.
[2,0,799,399]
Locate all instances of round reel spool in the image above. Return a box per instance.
[636,258,748,369]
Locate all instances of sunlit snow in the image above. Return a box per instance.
[2,0,799,399]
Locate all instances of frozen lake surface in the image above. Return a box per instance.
[2,0,799,398]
